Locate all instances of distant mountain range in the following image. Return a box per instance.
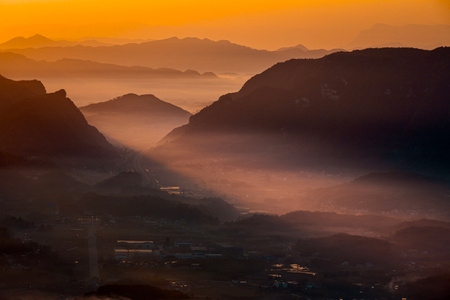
[80,93,191,149]
[0,52,217,80]
[2,36,340,74]
[157,47,450,176]
[349,24,450,49]
[0,75,116,160]
[0,34,156,50]
[2,28,447,75]
[0,34,112,49]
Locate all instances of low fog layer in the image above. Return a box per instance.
[0,51,246,112]
[148,132,450,218]
[80,93,192,149]
[147,48,449,216]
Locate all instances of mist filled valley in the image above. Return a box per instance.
[0,13,450,300]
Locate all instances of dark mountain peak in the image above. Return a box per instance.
[184,36,203,42]
[217,39,232,44]
[0,74,46,92]
[80,93,191,117]
[202,71,217,77]
[184,69,201,75]
[0,75,46,110]
[295,44,309,51]
[0,34,54,49]
[139,36,182,46]
[110,93,162,104]
[2,36,26,43]
[160,47,450,176]
[166,36,181,41]
[153,36,225,47]
[133,93,158,99]
[238,47,449,98]
[121,92,139,98]
[277,44,309,52]
[28,34,53,42]
[53,89,67,98]
[80,93,192,149]
[0,76,116,159]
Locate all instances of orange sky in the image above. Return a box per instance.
[0,0,449,49]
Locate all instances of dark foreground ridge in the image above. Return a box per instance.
[160,47,450,176]
[0,75,117,161]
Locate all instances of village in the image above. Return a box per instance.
[2,208,426,299]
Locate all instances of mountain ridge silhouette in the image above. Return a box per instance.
[3,36,339,74]
[0,76,117,160]
[157,47,450,175]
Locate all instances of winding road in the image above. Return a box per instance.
[132,149,153,187]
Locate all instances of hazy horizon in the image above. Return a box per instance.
[1,1,449,50]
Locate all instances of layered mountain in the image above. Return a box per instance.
[80,93,191,149]
[4,37,339,74]
[275,44,334,59]
[0,34,109,50]
[0,34,58,49]
[0,75,117,160]
[349,24,450,49]
[0,52,217,79]
[157,47,450,176]
[0,34,156,50]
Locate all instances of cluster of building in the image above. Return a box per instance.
[114,240,244,263]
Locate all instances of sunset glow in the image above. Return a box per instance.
[1,0,448,49]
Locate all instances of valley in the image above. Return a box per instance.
[0,18,449,299]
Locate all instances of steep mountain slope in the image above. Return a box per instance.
[158,47,450,175]
[5,37,338,74]
[0,76,117,159]
[80,93,191,149]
